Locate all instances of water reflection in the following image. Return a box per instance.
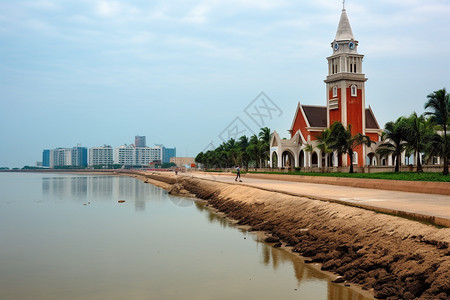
[41,176,166,211]
[197,201,371,300]
[37,175,371,300]
[256,236,369,299]
[195,201,232,228]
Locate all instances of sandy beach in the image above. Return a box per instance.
[132,171,450,300]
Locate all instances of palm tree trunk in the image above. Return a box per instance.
[349,151,354,173]
[444,158,449,175]
[416,150,423,173]
[395,154,400,172]
[444,124,449,175]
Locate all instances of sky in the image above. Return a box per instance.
[1,0,449,168]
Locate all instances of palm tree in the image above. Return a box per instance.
[247,134,261,168]
[425,133,450,167]
[258,127,272,144]
[424,88,449,175]
[402,113,434,173]
[225,138,239,167]
[376,117,408,172]
[195,152,205,168]
[258,127,272,167]
[238,135,250,171]
[316,128,333,167]
[327,122,372,173]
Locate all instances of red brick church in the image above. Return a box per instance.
[270,7,382,169]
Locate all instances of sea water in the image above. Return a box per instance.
[0,173,372,300]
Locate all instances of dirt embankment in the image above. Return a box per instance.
[142,172,449,300]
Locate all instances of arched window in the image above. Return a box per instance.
[352,152,358,164]
[311,152,318,166]
[332,86,338,97]
[351,85,357,97]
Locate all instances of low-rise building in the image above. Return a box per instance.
[170,157,195,167]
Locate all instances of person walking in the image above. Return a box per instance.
[235,165,242,182]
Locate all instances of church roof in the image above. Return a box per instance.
[290,103,380,131]
[302,105,327,128]
[335,9,354,41]
[365,107,380,129]
[298,105,380,130]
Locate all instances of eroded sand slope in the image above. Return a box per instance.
[138,172,449,300]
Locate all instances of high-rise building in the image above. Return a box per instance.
[135,135,146,147]
[162,147,176,163]
[53,148,73,167]
[114,144,163,166]
[114,145,136,166]
[42,149,53,167]
[136,147,162,165]
[72,147,88,167]
[42,146,87,168]
[89,146,113,166]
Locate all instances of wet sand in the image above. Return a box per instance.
[134,172,450,300]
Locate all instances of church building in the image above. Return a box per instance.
[270,7,382,169]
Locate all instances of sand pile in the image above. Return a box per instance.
[142,173,450,300]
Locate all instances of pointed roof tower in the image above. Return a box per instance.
[335,8,354,41]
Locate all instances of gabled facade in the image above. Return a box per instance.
[270,7,382,169]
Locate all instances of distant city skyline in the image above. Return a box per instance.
[1,1,449,168]
[43,139,176,168]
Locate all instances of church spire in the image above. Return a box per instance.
[334,7,354,41]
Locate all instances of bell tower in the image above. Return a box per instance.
[324,5,368,165]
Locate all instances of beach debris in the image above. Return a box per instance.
[332,277,345,284]
[264,236,280,243]
[118,200,126,203]
[273,242,282,248]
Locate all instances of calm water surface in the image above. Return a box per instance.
[0,173,372,300]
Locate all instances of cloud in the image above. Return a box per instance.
[97,0,121,16]
[183,4,210,24]
[95,0,139,17]
[31,1,61,11]
[227,0,289,11]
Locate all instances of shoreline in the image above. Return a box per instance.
[137,171,449,300]
[130,172,375,299]
[6,170,449,298]
[5,169,449,196]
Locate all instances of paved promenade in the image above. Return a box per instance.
[182,172,450,227]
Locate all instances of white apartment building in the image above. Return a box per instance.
[54,148,73,166]
[136,147,162,165]
[114,145,163,166]
[114,145,136,166]
[89,146,114,166]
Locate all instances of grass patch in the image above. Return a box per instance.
[247,171,450,182]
